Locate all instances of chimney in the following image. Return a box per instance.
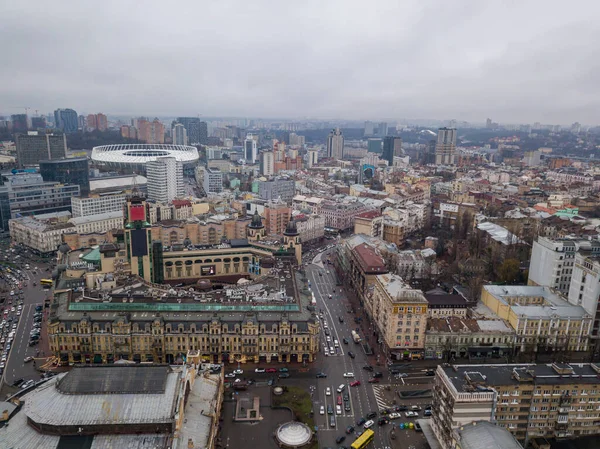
[188,438,194,448]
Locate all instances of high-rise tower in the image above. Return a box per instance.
[435,128,457,165]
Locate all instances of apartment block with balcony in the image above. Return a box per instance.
[430,362,600,448]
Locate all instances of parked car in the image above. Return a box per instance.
[266,368,277,373]
[278,373,290,379]
[254,367,265,373]
[279,367,289,373]
[415,421,423,432]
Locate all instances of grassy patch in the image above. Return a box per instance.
[272,386,318,449]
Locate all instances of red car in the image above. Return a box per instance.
[350,380,361,387]
[337,395,343,405]
[266,368,277,373]
[368,378,380,383]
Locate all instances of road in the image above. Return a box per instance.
[307,250,391,449]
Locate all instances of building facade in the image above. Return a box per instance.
[172,123,188,145]
[146,157,184,203]
[326,128,344,159]
[9,212,75,253]
[203,167,223,194]
[258,178,295,203]
[435,127,457,165]
[244,135,258,163]
[318,201,368,231]
[382,136,402,166]
[54,108,78,133]
[16,132,67,167]
[71,194,127,217]
[354,210,383,238]
[369,273,428,360]
[39,157,90,195]
[259,151,275,176]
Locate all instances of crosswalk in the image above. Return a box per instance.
[372,384,394,411]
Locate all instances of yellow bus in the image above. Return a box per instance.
[40,279,53,287]
[351,429,374,449]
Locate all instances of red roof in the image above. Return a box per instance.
[353,243,387,274]
[356,210,382,220]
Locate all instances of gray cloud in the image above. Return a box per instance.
[1,0,599,124]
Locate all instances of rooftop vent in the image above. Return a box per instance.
[552,363,574,375]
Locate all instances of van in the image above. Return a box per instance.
[337,384,346,393]
[330,415,336,427]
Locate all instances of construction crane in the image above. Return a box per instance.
[9,106,30,116]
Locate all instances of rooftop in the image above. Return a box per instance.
[24,368,179,427]
[89,175,147,192]
[355,210,382,220]
[442,363,600,392]
[376,273,427,303]
[477,221,527,245]
[56,365,170,394]
[483,285,590,319]
[353,242,387,274]
[69,210,123,226]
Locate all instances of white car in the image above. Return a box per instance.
[336,405,342,415]
[320,405,325,415]
[343,372,354,378]
[325,387,331,396]
[405,411,418,417]
[233,369,243,375]
[225,373,236,378]
[254,368,265,373]
[364,419,375,429]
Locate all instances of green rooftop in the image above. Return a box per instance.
[68,301,300,313]
[81,247,101,263]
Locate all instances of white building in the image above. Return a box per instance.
[9,212,74,254]
[528,237,600,295]
[435,127,456,165]
[203,167,223,194]
[68,211,124,235]
[146,156,184,203]
[260,151,275,176]
[71,194,127,218]
[568,251,600,349]
[244,134,258,163]
[326,128,344,159]
[172,123,188,145]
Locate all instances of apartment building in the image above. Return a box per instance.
[264,201,291,236]
[527,237,600,295]
[9,212,75,254]
[567,251,600,349]
[293,212,325,244]
[71,194,127,218]
[431,362,600,448]
[481,285,592,354]
[318,200,369,231]
[354,210,383,238]
[203,167,224,194]
[369,273,428,360]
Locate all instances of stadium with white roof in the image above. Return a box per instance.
[91,144,199,173]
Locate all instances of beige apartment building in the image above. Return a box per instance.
[368,273,428,360]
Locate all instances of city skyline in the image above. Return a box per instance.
[2,1,600,124]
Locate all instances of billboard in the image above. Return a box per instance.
[129,204,145,222]
[130,229,148,257]
[201,265,216,276]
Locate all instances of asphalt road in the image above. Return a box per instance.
[307,251,392,449]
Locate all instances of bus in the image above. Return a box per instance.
[351,429,374,449]
[40,279,53,287]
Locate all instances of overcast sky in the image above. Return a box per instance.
[2,1,599,124]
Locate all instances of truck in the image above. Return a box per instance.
[351,330,361,343]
